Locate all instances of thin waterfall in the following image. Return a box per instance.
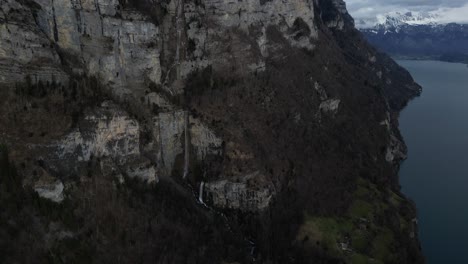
[175,0,183,80]
[182,110,189,179]
[198,181,205,204]
[175,0,190,180]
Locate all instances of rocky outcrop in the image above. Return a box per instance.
[0,0,69,85]
[34,0,162,94]
[53,101,157,183]
[0,0,162,96]
[199,0,318,48]
[155,0,322,95]
[34,174,65,203]
[58,101,140,161]
[321,0,354,30]
[204,171,274,211]
[124,156,158,183]
[319,98,341,115]
[385,133,407,164]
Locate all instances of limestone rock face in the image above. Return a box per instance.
[34,176,65,203]
[319,99,341,114]
[53,101,157,183]
[204,172,274,211]
[124,156,159,183]
[332,0,348,15]
[386,134,407,164]
[0,0,421,212]
[0,1,425,261]
[33,0,162,95]
[58,101,140,161]
[153,110,222,176]
[153,110,185,176]
[0,0,68,85]
[180,0,319,79]
[190,118,223,161]
[324,0,353,30]
[200,0,318,47]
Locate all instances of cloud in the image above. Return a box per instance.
[345,0,468,23]
[436,4,468,23]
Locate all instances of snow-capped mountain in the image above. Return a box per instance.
[357,11,440,31]
[358,12,468,64]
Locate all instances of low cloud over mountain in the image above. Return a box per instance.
[346,0,468,27]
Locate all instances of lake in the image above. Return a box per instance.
[397,60,468,264]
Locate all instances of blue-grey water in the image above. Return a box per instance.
[397,60,468,264]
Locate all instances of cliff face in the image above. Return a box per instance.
[0,0,423,263]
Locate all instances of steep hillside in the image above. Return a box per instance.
[0,0,423,263]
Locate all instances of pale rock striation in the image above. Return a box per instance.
[34,175,65,203]
[124,156,159,184]
[204,171,275,211]
[56,101,157,182]
[190,118,223,161]
[58,101,140,161]
[0,0,68,85]
[34,0,161,95]
[179,0,319,79]
[153,110,185,176]
[153,110,223,176]
[314,81,328,101]
[201,0,318,46]
[320,98,341,115]
[385,134,407,163]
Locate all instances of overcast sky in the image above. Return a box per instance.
[345,0,468,24]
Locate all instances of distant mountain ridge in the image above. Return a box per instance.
[359,12,468,64]
[357,11,440,31]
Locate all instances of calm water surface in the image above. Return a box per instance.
[397,60,468,264]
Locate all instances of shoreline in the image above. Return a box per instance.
[391,56,468,65]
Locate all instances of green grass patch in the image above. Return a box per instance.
[298,215,354,256]
[389,191,404,207]
[298,178,407,263]
[349,199,373,218]
[350,253,369,264]
[371,228,395,262]
[355,178,371,198]
[351,230,370,252]
[399,215,409,231]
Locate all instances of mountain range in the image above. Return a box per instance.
[359,12,468,63]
